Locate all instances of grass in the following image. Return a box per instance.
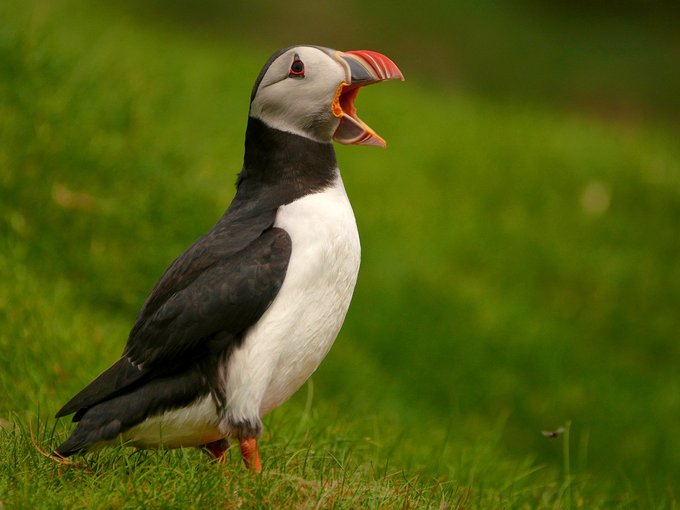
[1,0,679,507]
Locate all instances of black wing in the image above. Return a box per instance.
[55,227,291,418]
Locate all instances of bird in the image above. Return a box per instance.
[54,45,404,472]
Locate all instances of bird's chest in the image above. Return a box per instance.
[265,182,360,396]
[274,182,361,311]
[223,179,360,417]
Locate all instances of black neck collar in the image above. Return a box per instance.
[237,117,337,200]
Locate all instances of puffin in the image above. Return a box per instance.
[54,45,403,471]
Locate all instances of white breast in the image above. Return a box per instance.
[220,174,361,428]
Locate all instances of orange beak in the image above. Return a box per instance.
[332,50,404,148]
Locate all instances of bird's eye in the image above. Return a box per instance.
[289,54,305,78]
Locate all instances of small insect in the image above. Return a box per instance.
[541,427,566,438]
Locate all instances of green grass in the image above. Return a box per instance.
[117,0,680,126]
[2,0,679,507]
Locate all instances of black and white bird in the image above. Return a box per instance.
[54,45,403,471]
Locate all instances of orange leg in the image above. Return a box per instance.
[239,438,261,472]
[203,438,230,463]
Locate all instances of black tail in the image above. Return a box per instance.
[55,414,123,457]
[55,357,147,419]
[55,362,213,456]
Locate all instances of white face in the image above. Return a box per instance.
[249,47,350,143]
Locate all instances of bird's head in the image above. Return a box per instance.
[249,45,404,148]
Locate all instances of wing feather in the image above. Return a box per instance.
[55,227,291,418]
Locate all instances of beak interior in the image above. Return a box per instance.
[332,50,404,147]
[339,85,360,119]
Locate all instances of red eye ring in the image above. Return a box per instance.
[289,54,305,78]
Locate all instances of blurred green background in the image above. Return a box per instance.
[1,0,679,506]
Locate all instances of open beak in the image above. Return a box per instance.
[332,50,404,148]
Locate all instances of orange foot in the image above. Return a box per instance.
[239,438,261,473]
